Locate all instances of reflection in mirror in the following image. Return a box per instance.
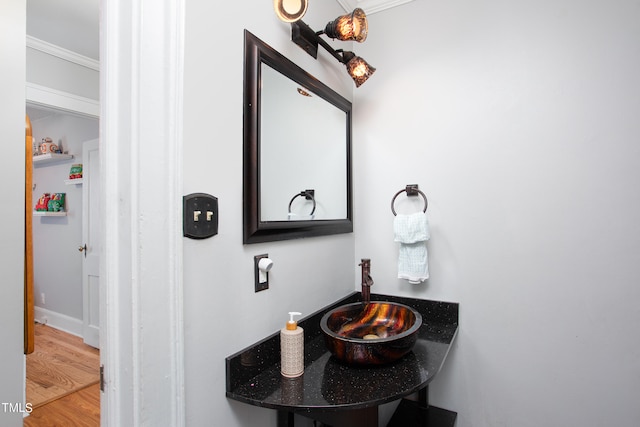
[260,63,347,221]
[243,30,352,243]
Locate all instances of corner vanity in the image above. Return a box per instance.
[237,29,458,426]
[226,293,459,427]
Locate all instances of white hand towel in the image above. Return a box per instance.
[394,212,429,284]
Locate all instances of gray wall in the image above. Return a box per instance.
[0,1,26,426]
[182,1,356,426]
[4,1,639,426]
[354,1,640,426]
[182,0,640,425]
[31,113,98,325]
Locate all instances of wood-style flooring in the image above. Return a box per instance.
[24,383,100,427]
[24,324,100,426]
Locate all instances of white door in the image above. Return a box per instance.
[82,139,100,348]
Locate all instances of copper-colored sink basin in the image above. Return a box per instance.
[320,301,422,366]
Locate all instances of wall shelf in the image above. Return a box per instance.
[33,153,73,165]
[33,211,67,217]
[65,178,83,185]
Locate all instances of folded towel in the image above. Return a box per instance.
[394,212,429,284]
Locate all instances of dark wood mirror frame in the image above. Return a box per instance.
[243,30,353,243]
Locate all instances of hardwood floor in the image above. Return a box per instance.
[24,324,100,426]
[24,384,100,427]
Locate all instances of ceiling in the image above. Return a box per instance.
[25,0,412,64]
[25,0,410,119]
[337,0,415,15]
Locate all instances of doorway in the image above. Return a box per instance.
[22,1,186,425]
[27,105,99,341]
[25,0,101,353]
[25,99,100,425]
[25,0,101,405]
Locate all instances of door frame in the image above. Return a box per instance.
[25,0,186,424]
[101,1,185,426]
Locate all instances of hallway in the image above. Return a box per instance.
[24,324,99,426]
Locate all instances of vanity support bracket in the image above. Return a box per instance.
[388,385,457,427]
[419,386,429,409]
[277,410,294,427]
[280,406,379,427]
[276,392,455,427]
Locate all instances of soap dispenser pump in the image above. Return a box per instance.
[281,311,304,378]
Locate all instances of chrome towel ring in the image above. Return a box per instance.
[391,184,428,216]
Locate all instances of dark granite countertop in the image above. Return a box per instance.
[226,292,458,412]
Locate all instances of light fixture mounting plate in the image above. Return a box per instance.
[291,22,319,59]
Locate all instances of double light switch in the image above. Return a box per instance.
[183,193,218,239]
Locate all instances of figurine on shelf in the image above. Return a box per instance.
[69,164,83,180]
[35,193,51,211]
[47,193,66,212]
[39,137,58,155]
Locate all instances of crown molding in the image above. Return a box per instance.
[26,82,100,118]
[26,35,99,71]
[336,0,415,14]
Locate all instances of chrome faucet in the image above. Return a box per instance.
[359,258,374,305]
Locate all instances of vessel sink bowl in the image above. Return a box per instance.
[320,301,422,366]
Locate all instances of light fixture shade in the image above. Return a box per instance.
[273,0,308,23]
[324,8,368,42]
[343,52,376,87]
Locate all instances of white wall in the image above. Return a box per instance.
[182,1,355,426]
[355,1,640,426]
[26,46,99,100]
[0,1,26,426]
[31,113,98,327]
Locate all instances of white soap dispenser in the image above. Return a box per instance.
[281,311,304,378]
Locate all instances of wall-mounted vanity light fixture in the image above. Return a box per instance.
[280,7,376,87]
[273,0,309,23]
[323,7,368,42]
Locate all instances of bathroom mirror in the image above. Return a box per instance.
[243,30,353,243]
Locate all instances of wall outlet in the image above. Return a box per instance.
[254,254,271,292]
[41,293,45,305]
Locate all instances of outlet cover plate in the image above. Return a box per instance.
[254,254,269,292]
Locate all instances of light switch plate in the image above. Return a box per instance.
[183,193,218,239]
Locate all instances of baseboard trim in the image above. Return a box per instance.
[34,306,82,337]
